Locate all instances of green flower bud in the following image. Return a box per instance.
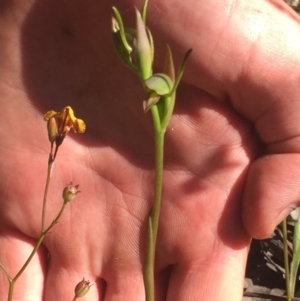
[74,278,92,298]
[112,1,154,80]
[47,117,57,143]
[142,73,173,112]
[135,8,153,80]
[62,182,80,204]
[144,73,173,96]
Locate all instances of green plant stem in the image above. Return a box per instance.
[143,105,165,301]
[282,218,292,301]
[41,154,54,233]
[0,263,11,281]
[1,148,59,301]
[150,130,164,245]
[6,202,67,301]
[290,212,300,297]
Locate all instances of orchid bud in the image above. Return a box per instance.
[135,8,153,79]
[143,73,173,112]
[112,3,153,80]
[144,73,173,96]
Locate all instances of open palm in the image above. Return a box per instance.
[1,0,300,300]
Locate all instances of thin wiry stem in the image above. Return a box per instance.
[143,105,165,301]
[41,143,59,232]
[282,219,292,301]
[6,203,67,301]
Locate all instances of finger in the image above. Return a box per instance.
[44,257,102,301]
[102,257,145,301]
[167,249,248,301]
[154,170,251,301]
[243,154,300,238]
[0,230,45,301]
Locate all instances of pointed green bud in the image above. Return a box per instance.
[135,8,153,79]
[62,182,80,204]
[74,278,92,298]
[171,48,192,94]
[47,117,57,143]
[144,73,173,96]
[163,45,175,82]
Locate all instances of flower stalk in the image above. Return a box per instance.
[42,106,86,231]
[0,107,85,301]
[284,209,300,300]
[3,182,80,301]
[112,2,191,300]
[6,201,69,301]
[282,219,292,301]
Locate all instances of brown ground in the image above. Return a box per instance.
[244,228,300,300]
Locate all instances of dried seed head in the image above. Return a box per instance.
[62,182,80,204]
[74,277,92,298]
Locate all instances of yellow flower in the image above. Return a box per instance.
[44,106,86,135]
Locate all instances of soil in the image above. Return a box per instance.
[244,221,300,301]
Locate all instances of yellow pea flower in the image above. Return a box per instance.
[44,106,86,153]
[44,106,86,135]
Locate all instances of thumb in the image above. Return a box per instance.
[243,154,300,239]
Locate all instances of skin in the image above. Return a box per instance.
[0,0,300,300]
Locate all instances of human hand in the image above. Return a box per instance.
[0,0,299,300]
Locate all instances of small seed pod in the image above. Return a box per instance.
[74,277,92,298]
[62,182,80,204]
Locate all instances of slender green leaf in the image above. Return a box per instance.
[171,48,192,94]
[112,7,132,52]
[141,0,149,23]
